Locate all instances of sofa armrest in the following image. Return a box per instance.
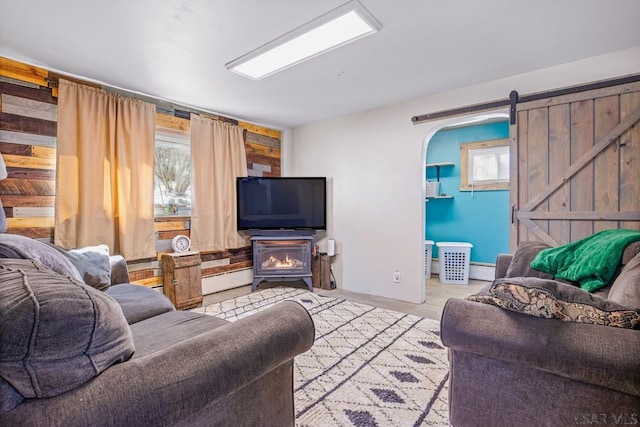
[1,301,315,426]
[494,253,512,279]
[441,297,640,396]
[109,255,130,285]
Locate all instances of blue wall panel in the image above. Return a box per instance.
[426,121,509,264]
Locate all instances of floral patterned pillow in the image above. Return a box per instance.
[467,277,640,329]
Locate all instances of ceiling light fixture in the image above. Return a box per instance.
[225,0,382,80]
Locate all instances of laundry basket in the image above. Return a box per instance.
[424,240,434,279]
[436,242,473,284]
[425,181,440,198]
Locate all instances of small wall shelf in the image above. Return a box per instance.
[426,162,455,167]
[426,162,454,199]
[426,162,454,182]
[426,195,454,201]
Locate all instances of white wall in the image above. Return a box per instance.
[288,46,640,304]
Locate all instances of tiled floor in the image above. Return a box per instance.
[201,276,488,321]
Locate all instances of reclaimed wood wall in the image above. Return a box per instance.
[0,56,282,289]
[0,59,56,240]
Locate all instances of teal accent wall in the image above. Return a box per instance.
[426,121,509,264]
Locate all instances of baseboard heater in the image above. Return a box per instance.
[431,260,495,282]
[201,268,253,295]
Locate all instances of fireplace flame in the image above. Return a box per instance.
[263,254,303,269]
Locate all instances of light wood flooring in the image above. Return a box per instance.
[201,277,488,321]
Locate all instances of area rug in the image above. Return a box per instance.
[192,287,450,426]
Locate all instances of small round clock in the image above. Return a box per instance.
[171,235,191,253]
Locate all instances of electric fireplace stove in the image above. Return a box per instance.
[251,235,313,291]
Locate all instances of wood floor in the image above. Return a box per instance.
[201,277,488,321]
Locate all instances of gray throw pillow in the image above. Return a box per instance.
[0,259,135,415]
[0,234,82,281]
[0,378,22,416]
[608,253,640,309]
[505,241,554,279]
[50,244,112,291]
[621,241,640,265]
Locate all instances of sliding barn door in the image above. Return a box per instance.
[510,81,640,250]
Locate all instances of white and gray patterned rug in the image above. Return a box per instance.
[193,287,449,427]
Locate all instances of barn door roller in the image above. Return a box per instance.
[509,91,519,125]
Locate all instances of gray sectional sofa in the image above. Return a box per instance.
[441,238,640,427]
[0,234,315,426]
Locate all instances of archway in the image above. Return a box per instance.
[420,111,509,302]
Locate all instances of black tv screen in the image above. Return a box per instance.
[236,177,327,230]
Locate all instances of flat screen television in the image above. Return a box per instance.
[236,177,326,231]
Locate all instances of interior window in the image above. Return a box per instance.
[460,138,509,191]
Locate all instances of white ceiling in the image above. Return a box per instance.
[1,0,639,129]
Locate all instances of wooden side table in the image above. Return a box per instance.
[162,252,202,310]
[312,254,334,290]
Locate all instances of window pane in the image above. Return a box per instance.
[471,153,498,181]
[154,133,191,216]
[468,146,509,184]
[498,152,510,180]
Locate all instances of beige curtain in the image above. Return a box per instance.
[190,114,248,251]
[55,80,156,259]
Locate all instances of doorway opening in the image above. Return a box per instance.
[420,112,509,302]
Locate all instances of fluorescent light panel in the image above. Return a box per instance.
[226,0,381,80]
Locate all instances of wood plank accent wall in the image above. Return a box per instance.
[0,56,281,289]
[0,75,57,241]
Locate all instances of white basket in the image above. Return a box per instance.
[424,240,434,279]
[425,181,440,198]
[436,242,473,284]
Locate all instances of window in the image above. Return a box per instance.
[154,130,191,216]
[460,138,510,191]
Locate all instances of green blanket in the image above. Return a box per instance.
[530,229,640,292]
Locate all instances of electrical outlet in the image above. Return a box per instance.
[393,270,400,283]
